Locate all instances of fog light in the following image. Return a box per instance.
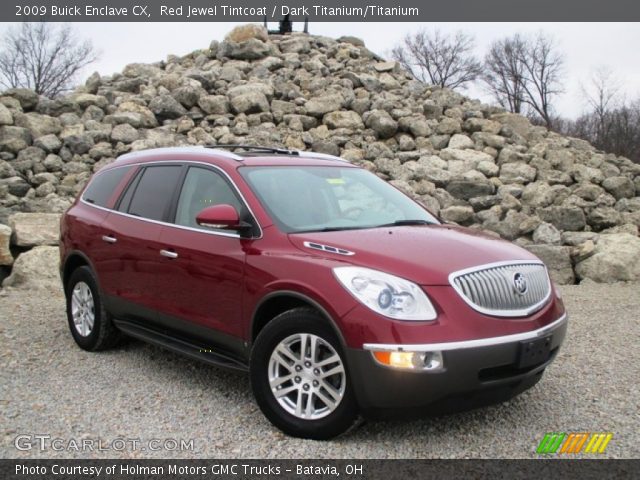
[372,350,444,371]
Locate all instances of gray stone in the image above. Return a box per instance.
[601,176,635,200]
[2,246,60,290]
[448,134,474,149]
[34,134,62,153]
[172,86,202,109]
[220,38,270,60]
[0,223,12,265]
[532,222,562,245]
[229,91,270,114]
[575,233,640,282]
[149,95,187,120]
[499,163,537,183]
[111,124,139,144]
[305,95,343,117]
[538,206,587,232]
[440,206,474,224]
[587,207,622,231]
[436,117,461,135]
[365,110,397,139]
[0,176,30,197]
[198,95,229,115]
[0,126,32,153]
[323,111,364,130]
[525,245,575,284]
[63,134,94,155]
[0,103,13,125]
[280,37,311,54]
[446,180,494,200]
[8,213,61,247]
[5,88,39,110]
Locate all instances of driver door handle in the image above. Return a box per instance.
[160,249,178,259]
[101,235,117,244]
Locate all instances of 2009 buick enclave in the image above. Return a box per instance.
[60,145,567,439]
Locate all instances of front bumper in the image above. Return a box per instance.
[345,313,568,417]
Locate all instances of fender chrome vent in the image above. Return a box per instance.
[303,241,355,256]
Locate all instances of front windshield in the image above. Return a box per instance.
[239,165,439,234]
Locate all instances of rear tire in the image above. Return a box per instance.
[250,308,358,440]
[65,266,121,351]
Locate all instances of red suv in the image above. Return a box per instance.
[60,146,567,439]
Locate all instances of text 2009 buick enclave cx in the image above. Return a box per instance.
[59,145,568,439]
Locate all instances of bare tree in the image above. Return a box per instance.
[0,23,98,98]
[483,33,564,129]
[517,33,564,129]
[391,29,482,90]
[483,34,527,114]
[579,66,622,147]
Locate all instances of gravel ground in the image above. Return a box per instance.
[1,283,638,459]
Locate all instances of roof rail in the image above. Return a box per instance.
[209,144,349,163]
[297,151,348,163]
[116,146,243,162]
[207,144,298,155]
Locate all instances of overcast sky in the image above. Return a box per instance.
[2,22,639,118]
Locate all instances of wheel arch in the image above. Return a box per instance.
[250,291,347,348]
[62,251,99,294]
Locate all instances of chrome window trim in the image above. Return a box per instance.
[80,160,263,240]
[364,312,567,353]
[448,260,552,317]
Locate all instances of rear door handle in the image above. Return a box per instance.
[101,235,117,244]
[160,249,178,259]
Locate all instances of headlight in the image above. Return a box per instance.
[333,266,437,321]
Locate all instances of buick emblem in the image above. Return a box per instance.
[512,272,528,295]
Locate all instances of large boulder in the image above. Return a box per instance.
[525,245,575,285]
[0,103,13,126]
[0,126,32,153]
[2,246,60,290]
[8,213,61,247]
[220,39,270,60]
[149,95,187,120]
[323,111,364,130]
[365,110,398,139]
[224,24,268,43]
[575,233,640,282]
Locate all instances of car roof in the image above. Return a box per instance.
[107,146,358,170]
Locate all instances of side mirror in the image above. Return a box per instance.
[195,204,246,230]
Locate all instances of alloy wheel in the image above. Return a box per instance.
[268,333,346,420]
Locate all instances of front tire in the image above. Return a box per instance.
[65,266,121,351]
[250,308,358,439]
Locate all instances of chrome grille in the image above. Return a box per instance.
[449,261,551,317]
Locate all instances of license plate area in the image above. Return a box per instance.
[517,335,552,369]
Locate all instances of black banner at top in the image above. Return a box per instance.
[2,0,640,22]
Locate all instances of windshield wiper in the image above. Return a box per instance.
[294,225,372,233]
[375,219,435,228]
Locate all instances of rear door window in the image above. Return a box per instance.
[82,166,132,208]
[125,165,182,221]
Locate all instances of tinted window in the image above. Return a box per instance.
[175,167,243,229]
[127,166,182,221]
[82,166,131,208]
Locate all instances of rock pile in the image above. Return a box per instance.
[1,24,639,285]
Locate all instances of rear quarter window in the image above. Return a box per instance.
[82,166,132,208]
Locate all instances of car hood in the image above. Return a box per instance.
[288,224,540,285]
